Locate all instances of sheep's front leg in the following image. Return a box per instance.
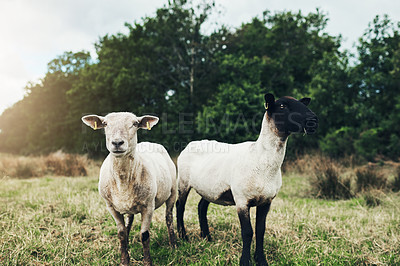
[141,206,154,266]
[107,205,130,266]
[237,206,253,266]
[126,214,134,244]
[254,202,271,266]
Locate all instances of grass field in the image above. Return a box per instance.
[1,164,400,265]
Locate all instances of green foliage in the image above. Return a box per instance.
[320,127,357,157]
[0,4,399,161]
[354,128,382,161]
[196,54,265,143]
[392,167,400,192]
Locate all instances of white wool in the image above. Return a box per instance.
[82,112,176,265]
[178,112,286,208]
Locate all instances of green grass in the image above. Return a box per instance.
[1,172,399,265]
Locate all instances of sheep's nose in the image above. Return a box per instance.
[305,115,318,134]
[112,139,125,148]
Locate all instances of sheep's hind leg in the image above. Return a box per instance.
[254,202,271,266]
[165,187,177,247]
[107,205,130,266]
[176,186,191,240]
[237,206,253,266]
[198,198,212,241]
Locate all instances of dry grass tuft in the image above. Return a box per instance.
[282,153,318,174]
[392,166,400,192]
[309,157,353,200]
[363,189,384,207]
[45,151,88,177]
[0,154,45,178]
[355,166,387,192]
[0,151,89,178]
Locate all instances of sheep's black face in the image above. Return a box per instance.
[265,93,318,138]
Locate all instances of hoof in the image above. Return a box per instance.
[178,232,189,241]
[169,233,177,248]
[239,256,251,266]
[254,253,268,265]
[120,258,129,266]
[169,239,177,248]
[143,258,153,266]
[200,232,212,241]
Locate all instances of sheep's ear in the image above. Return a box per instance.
[264,93,275,110]
[81,115,106,130]
[138,115,159,130]
[299,97,311,106]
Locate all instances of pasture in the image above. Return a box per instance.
[0,155,399,265]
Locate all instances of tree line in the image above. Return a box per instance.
[1,0,399,160]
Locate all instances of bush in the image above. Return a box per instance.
[0,156,44,178]
[310,158,353,200]
[363,189,383,207]
[385,134,400,159]
[354,128,381,161]
[355,166,387,192]
[45,151,88,176]
[392,166,400,192]
[319,127,357,157]
[0,151,88,178]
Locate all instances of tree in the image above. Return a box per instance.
[0,51,91,154]
[350,15,400,160]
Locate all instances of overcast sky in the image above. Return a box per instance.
[1,0,400,115]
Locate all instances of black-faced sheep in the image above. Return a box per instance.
[176,94,318,265]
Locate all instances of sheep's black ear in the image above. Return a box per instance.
[299,97,311,106]
[264,93,275,110]
[82,115,106,130]
[138,115,159,130]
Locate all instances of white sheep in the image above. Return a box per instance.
[176,93,318,266]
[82,112,176,266]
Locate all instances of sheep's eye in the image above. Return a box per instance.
[132,121,139,128]
[280,104,286,110]
[102,122,107,127]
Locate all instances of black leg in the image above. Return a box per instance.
[238,207,253,266]
[176,188,191,240]
[254,202,271,266]
[198,198,212,241]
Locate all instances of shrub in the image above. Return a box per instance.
[310,158,353,200]
[355,166,387,192]
[385,134,400,159]
[0,156,44,178]
[45,151,88,176]
[319,127,357,157]
[0,151,88,178]
[354,128,381,161]
[363,189,382,207]
[14,161,39,178]
[392,166,400,192]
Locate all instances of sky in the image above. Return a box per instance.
[1,0,400,115]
